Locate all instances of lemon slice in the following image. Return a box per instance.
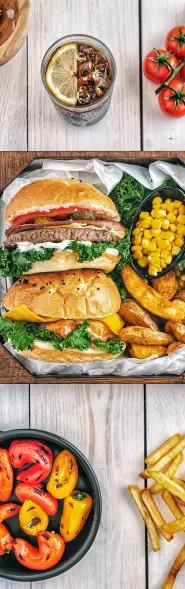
[46,43,77,106]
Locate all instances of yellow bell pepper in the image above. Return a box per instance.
[60,490,93,542]
[47,449,78,499]
[19,500,48,536]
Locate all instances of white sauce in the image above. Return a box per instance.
[16,241,119,256]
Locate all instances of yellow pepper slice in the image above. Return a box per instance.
[102,313,124,334]
[60,490,93,542]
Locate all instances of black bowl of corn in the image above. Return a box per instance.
[130,186,185,279]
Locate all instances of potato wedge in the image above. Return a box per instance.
[162,543,185,589]
[152,271,178,300]
[167,342,184,354]
[165,322,185,343]
[119,326,174,346]
[119,299,159,330]
[175,290,185,303]
[121,265,185,321]
[129,344,166,359]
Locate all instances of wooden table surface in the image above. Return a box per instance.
[1,0,185,151]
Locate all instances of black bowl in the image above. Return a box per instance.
[130,185,185,279]
[0,429,102,582]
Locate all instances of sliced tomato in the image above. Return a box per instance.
[12,207,105,226]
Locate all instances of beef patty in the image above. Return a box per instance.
[5,226,120,247]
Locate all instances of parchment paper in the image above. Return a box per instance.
[1,158,185,376]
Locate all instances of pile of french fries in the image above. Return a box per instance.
[129,433,185,588]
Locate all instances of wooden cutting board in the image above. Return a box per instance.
[0,0,30,64]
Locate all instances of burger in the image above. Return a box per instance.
[0,179,129,278]
[0,269,125,363]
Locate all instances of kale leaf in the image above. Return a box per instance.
[93,337,124,355]
[0,248,55,279]
[109,174,151,227]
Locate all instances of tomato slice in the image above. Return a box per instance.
[12,207,105,226]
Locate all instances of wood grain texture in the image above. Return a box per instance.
[28,0,140,151]
[142,0,185,150]
[30,383,145,589]
[146,385,185,589]
[0,43,27,150]
[0,0,30,65]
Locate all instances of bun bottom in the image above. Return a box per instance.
[26,249,119,274]
[19,345,120,364]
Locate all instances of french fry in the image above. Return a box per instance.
[145,434,181,465]
[150,452,183,495]
[128,485,161,552]
[147,471,185,503]
[162,544,185,589]
[162,490,184,520]
[162,515,185,534]
[140,436,185,479]
[172,478,185,506]
[142,489,173,542]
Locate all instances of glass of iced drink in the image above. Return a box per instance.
[41,34,116,127]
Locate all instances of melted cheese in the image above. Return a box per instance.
[3,306,58,323]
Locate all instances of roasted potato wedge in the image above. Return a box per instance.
[152,271,178,300]
[119,299,159,330]
[165,321,185,343]
[119,326,174,345]
[121,266,185,322]
[129,344,166,359]
[167,342,184,354]
[175,290,185,303]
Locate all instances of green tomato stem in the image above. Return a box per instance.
[155,57,185,95]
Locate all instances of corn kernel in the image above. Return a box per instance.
[132,228,140,236]
[137,258,148,268]
[144,230,152,239]
[142,249,149,255]
[152,196,162,206]
[179,204,185,215]
[161,219,170,230]
[132,250,143,260]
[160,250,170,260]
[150,228,161,237]
[133,235,142,245]
[153,209,166,219]
[131,245,142,252]
[151,219,162,229]
[157,239,169,250]
[148,265,158,276]
[167,212,176,223]
[141,239,149,249]
[141,218,152,229]
[139,211,149,219]
[177,225,185,236]
[166,202,174,212]
[174,200,181,208]
[175,237,184,247]
[172,245,181,256]
[170,223,177,232]
[147,240,157,252]
[161,203,167,210]
[177,214,185,224]
[166,256,172,265]
[165,231,175,243]
[148,257,161,268]
[160,260,167,268]
[165,199,172,206]
[136,221,141,227]
[173,209,178,217]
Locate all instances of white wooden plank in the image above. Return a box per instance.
[146,385,185,589]
[0,385,30,589]
[28,0,140,151]
[30,383,145,589]
[0,44,27,150]
[142,0,185,150]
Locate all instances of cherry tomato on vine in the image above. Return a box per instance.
[181,63,185,82]
[143,49,179,84]
[158,79,185,118]
[165,25,185,59]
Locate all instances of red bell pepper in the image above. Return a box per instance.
[0,449,13,501]
[0,503,20,523]
[9,440,53,484]
[15,483,58,516]
[13,531,65,570]
[0,523,13,556]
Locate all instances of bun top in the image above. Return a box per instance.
[3,269,121,319]
[5,179,120,224]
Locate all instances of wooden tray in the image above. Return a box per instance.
[1,150,185,385]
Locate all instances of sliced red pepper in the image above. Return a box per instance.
[9,440,53,484]
[13,531,65,570]
[0,503,20,523]
[0,523,13,556]
[15,483,58,516]
[0,449,13,501]
[12,207,105,226]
